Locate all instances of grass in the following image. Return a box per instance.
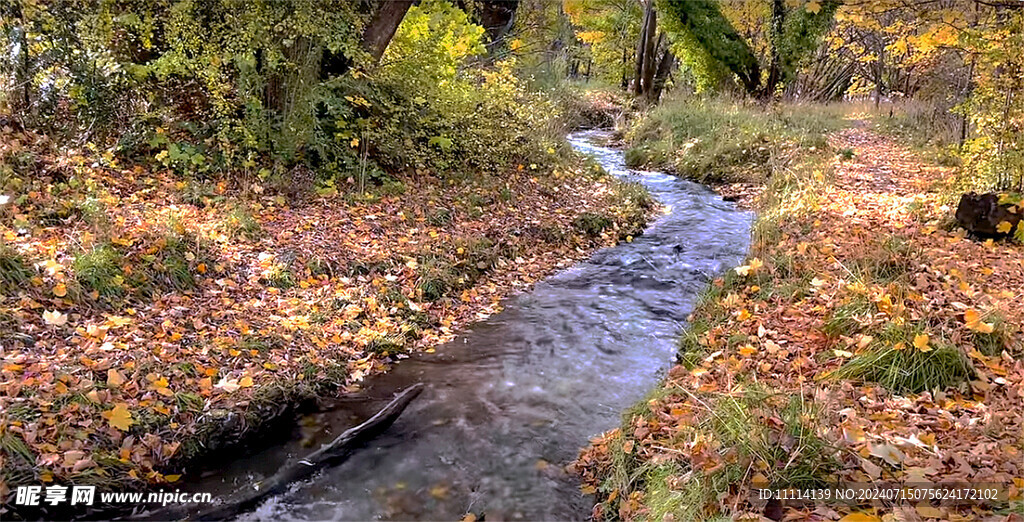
[822,295,874,338]
[623,96,848,184]
[73,244,126,298]
[600,387,838,521]
[0,242,33,292]
[573,212,612,236]
[833,343,973,394]
[223,204,262,239]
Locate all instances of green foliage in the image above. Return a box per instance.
[573,212,612,236]
[659,0,761,93]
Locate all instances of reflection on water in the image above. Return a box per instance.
[205,131,752,521]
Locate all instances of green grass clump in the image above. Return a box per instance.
[602,388,837,521]
[822,296,873,338]
[261,263,295,289]
[223,204,262,239]
[573,212,612,236]
[0,243,33,292]
[73,244,126,297]
[833,344,973,394]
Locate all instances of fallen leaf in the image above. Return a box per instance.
[102,403,134,431]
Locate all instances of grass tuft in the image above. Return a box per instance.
[833,344,973,394]
[73,244,126,298]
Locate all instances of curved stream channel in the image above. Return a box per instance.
[193,131,752,521]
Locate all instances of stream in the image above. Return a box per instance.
[194,130,753,521]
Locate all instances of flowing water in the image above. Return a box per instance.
[196,131,752,521]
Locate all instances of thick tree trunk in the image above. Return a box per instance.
[362,0,415,61]
[648,46,674,102]
[633,2,652,95]
[641,29,661,96]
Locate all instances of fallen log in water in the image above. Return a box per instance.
[136,383,424,521]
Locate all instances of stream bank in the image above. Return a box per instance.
[176,131,752,521]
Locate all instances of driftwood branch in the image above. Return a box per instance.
[137,384,424,521]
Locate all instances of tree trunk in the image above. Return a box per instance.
[362,0,415,61]
[633,2,652,95]
[641,29,661,96]
[473,0,520,55]
[874,41,885,109]
[764,0,785,97]
[648,46,674,102]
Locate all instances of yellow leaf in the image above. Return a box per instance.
[165,474,181,483]
[806,0,822,14]
[748,257,763,272]
[739,344,758,356]
[751,472,770,488]
[839,512,880,522]
[996,221,1013,233]
[913,334,930,351]
[964,309,981,325]
[43,310,68,326]
[915,505,944,518]
[107,369,126,387]
[52,283,67,297]
[102,403,134,431]
[239,376,254,388]
[964,309,995,334]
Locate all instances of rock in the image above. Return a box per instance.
[954,192,1022,238]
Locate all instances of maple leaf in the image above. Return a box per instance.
[102,403,134,431]
[913,333,930,351]
[52,283,67,297]
[43,310,68,326]
[964,309,995,334]
[995,220,1012,234]
[806,1,822,14]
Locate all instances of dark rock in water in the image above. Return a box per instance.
[955,192,1022,238]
